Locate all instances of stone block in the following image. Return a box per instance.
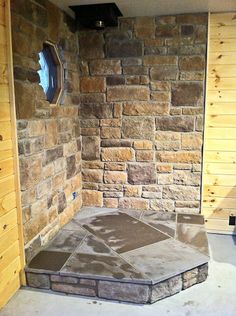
[124,185,141,197]
[104,162,126,171]
[106,34,143,58]
[80,93,105,104]
[66,155,76,179]
[122,117,155,140]
[103,198,119,208]
[181,133,202,150]
[123,102,168,116]
[98,281,149,303]
[101,127,121,139]
[106,76,125,86]
[107,86,149,102]
[171,82,203,107]
[101,140,132,147]
[128,163,156,184]
[123,66,148,75]
[45,120,58,148]
[150,66,178,81]
[198,263,208,283]
[82,190,103,207]
[176,14,208,24]
[156,116,194,132]
[89,59,121,75]
[80,103,113,119]
[52,283,96,297]
[151,92,170,102]
[50,275,78,284]
[58,191,67,213]
[100,119,121,127]
[119,198,149,210]
[181,25,194,36]
[27,120,45,137]
[133,140,153,150]
[151,275,182,303]
[136,150,154,162]
[27,273,50,289]
[183,268,198,289]
[162,185,200,200]
[156,151,201,163]
[104,171,127,184]
[82,169,103,183]
[82,136,100,160]
[101,148,135,162]
[45,146,63,164]
[80,77,106,93]
[143,55,177,66]
[79,32,104,59]
[179,56,205,71]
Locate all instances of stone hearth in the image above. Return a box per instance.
[26,208,209,304]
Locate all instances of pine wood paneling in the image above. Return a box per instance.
[0,0,25,309]
[202,12,236,234]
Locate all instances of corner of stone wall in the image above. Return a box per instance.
[11,0,82,262]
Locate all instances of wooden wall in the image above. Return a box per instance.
[0,0,25,309]
[202,12,236,234]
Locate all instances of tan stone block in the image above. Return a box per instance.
[133,140,153,150]
[150,81,171,91]
[107,86,149,102]
[155,131,180,141]
[28,120,45,137]
[104,162,126,171]
[156,140,180,151]
[101,148,135,162]
[81,128,100,136]
[156,164,173,173]
[103,198,119,208]
[52,172,65,189]
[90,59,121,75]
[82,161,104,169]
[45,120,58,148]
[63,140,77,156]
[158,174,173,185]
[100,119,121,127]
[170,108,182,115]
[54,158,65,173]
[71,174,82,191]
[123,102,168,116]
[182,107,203,115]
[24,213,48,244]
[83,183,98,190]
[143,56,177,66]
[144,38,164,47]
[101,127,121,139]
[80,77,105,93]
[124,185,141,197]
[31,198,48,217]
[98,184,123,191]
[156,151,201,163]
[36,180,52,199]
[150,199,175,212]
[43,163,54,179]
[113,103,122,118]
[59,204,74,227]
[21,188,36,206]
[179,56,205,71]
[82,190,103,207]
[104,171,127,184]
[151,91,170,102]
[136,151,154,162]
[181,133,202,150]
[119,198,149,210]
[82,169,103,183]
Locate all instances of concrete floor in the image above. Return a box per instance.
[1,233,236,316]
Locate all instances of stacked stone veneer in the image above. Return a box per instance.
[26,263,208,304]
[11,0,82,262]
[79,14,207,212]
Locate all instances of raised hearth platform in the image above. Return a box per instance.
[26,208,209,304]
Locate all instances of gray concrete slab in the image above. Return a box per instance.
[1,234,236,316]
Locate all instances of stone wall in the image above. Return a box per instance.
[79,14,207,212]
[11,0,82,261]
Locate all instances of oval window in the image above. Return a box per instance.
[38,42,63,105]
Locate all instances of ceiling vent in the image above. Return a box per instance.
[70,3,123,30]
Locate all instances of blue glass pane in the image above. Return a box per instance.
[38,52,49,94]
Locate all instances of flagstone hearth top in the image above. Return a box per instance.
[26,207,209,304]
